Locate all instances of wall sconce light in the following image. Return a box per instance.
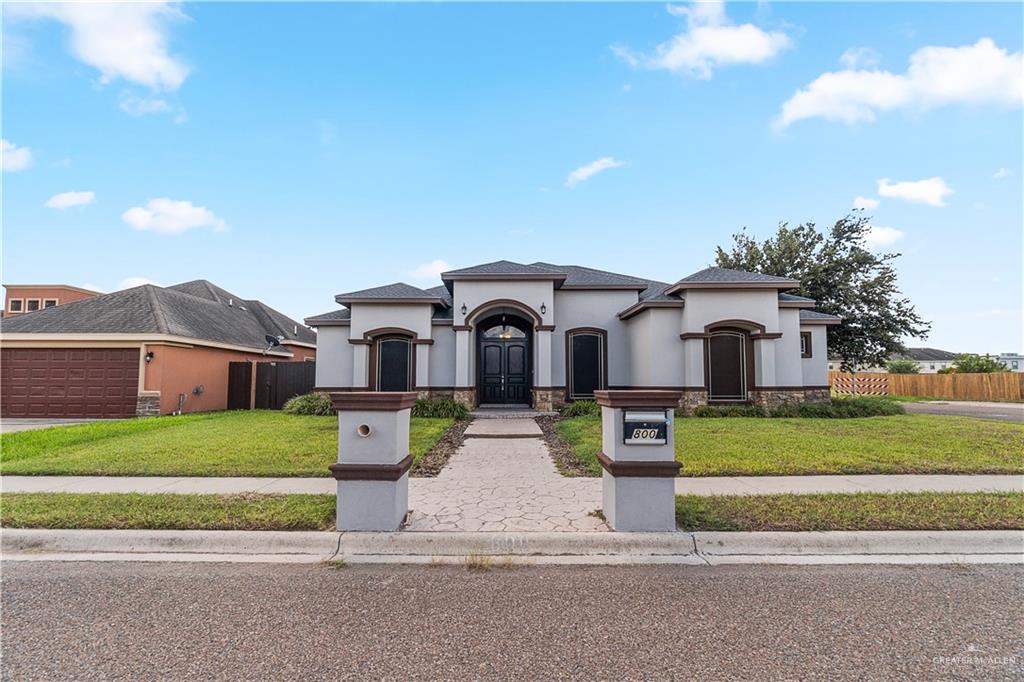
[460,303,467,315]
[144,352,155,363]
[540,302,547,315]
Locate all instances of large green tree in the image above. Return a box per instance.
[715,212,930,371]
[952,354,1009,373]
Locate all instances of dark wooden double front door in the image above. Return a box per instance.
[478,337,531,405]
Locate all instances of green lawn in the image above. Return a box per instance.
[557,414,1024,477]
[3,491,1019,532]
[0,411,453,477]
[1,493,335,530]
[675,492,1024,531]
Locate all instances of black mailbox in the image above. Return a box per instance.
[622,409,669,445]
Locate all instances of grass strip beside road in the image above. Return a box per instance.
[557,414,1024,477]
[3,492,1021,532]
[0,411,453,477]
[675,492,1024,532]
[1,493,337,531]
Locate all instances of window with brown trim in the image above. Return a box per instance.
[800,332,812,358]
[43,298,58,308]
[566,328,607,400]
[8,299,23,313]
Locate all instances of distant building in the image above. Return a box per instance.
[987,352,1024,372]
[3,284,101,317]
[828,347,958,373]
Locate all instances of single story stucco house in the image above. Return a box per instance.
[305,261,840,412]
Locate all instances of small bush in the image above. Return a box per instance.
[693,405,768,418]
[411,398,468,419]
[561,400,599,418]
[827,397,905,417]
[283,392,333,416]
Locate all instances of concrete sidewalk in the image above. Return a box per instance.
[3,528,1021,565]
[3,473,1020,496]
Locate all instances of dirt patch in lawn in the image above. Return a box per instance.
[536,416,594,477]
[411,419,471,477]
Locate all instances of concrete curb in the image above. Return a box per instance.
[3,529,1021,565]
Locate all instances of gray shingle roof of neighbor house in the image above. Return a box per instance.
[894,348,958,362]
[799,309,842,324]
[0,279,315,353]
[334,282,447,305]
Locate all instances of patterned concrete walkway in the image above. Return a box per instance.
[405,419,607,532]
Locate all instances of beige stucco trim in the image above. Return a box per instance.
[617,300,684,321]
[0,333,297,356]
[3,284,103,296]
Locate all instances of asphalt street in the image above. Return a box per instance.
[3,562,1022,680]
[902,400,1024,423]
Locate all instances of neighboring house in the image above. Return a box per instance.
[3,284,101,317]
[987,352,1023,372]
[828,347,958,373]
[306,261,840,412]
[0,280,316,418]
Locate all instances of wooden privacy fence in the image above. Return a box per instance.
[227,361,316,410]
[829,370,1024,401]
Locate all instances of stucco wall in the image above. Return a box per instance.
[551,290,636,387]
[349,303,433,339]
[680,289,781,333]
[142,343,296,414]
[801,325,829,386]
[428,325,456,387]
[775,308,803,387]
[314,326,352,388]
[453,280,555,328]
[625,308,685,387]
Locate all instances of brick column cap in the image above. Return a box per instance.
[594,390,683,408]
[330,392,418,411]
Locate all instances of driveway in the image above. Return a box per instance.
[1,418,108,434]
[902,400,1024,423]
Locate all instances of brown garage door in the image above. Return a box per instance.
[1,348,140,418]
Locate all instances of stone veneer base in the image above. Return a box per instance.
[135,392,161,417]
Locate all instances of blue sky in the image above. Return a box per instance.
[3,1,1021,353]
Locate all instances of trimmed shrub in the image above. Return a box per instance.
[691,397,904,419]
[561,400,599,418]
[411,398,468,419]
[283,392,333,416]
[693,405,769,418]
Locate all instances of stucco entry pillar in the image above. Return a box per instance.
[594,390,682,532]
[352,344,370,388]
[453,328,474,407]
[329,392,417,531]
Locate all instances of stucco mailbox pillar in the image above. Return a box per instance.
[329,392,417,531]
[594,390,683,532]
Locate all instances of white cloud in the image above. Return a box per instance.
[118,91,170,115]
[839,47,880,70]
[852,196,880,210]
[122,198,228,235]
[993,167,1011,179]
[2,139,33,171]
[408,260,452,281]
[613,1,791,79]
[877,177,953,207]
[565,157,626,188]
[6,2,190,91]
[863,225,903,248]
[45,190,95,209]
[776,38,1023,128]
[117,276,160,290]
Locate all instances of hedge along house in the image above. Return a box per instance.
[306,261,840,412]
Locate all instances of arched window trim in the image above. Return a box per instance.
[368,332,415,392]
[566,327,608,400]
[703,326,754,402]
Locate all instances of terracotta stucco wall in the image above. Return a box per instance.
[144,344,315,414]
[4,286,99,315]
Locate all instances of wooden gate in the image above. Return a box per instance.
[254,361,317,409]
[227,362,253,410]
[227,361,316,410]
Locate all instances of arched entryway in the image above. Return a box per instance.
[476,312,532,405]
